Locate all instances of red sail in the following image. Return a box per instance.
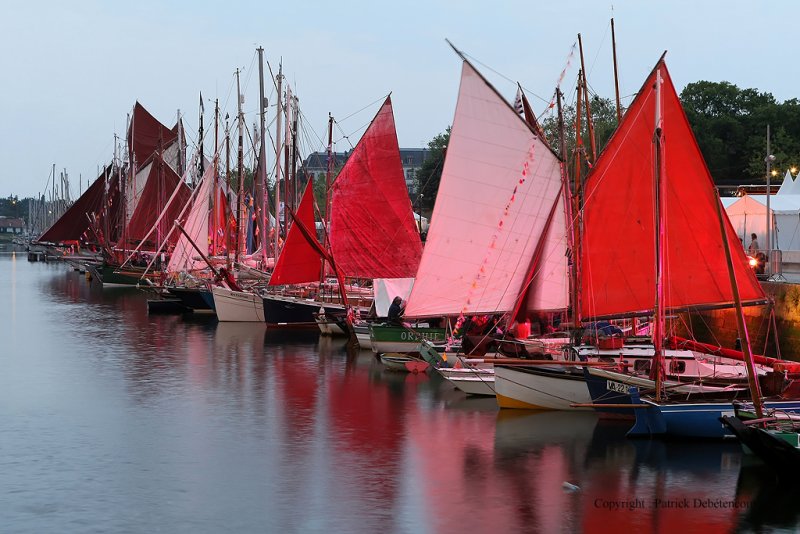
[128,102,178,165]
[329,96,422,279]
[580,60,765,319]
[269,180,322,285]
[125,155,190,250]
[39,165,113,245]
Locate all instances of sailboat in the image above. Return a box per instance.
[264,96,421,328]
[93,102,186,286]
[569,56,800,436]
[402,50,571,391]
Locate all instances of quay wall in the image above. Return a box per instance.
[678,282,800,360]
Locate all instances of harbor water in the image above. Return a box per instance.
[1,250,799,533]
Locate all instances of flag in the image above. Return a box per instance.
[513,87,525,115]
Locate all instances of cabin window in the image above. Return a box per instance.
[669,360,686,374]
[633,359,651,374]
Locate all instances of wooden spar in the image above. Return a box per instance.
[174,221,219,277]
[212,98,219,256]
[290,95,299,214]
[235,69,245,260]
[574,71,584,196]
[557,87,581,328]
[578,34,597,163]
[225,113,232,269]
[467,359,621,366]
[198,94,204,182]
[713,189,764,418]
[611,18,622,124]
[257,47,268,266]
[283,86,292,237]
[571,403,650,408]
[321,114,334,283]
[653,68,666,401]
[274,63,283,259]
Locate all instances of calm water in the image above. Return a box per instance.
[1,250,799,533]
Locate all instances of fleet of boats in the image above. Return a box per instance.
[26,39,800,479]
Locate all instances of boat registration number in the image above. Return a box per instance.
[606,380,630,394]
[400,331,441,341]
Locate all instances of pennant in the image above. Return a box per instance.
[513,87,525,115]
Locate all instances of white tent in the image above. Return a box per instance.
[414,212,429,233]
[777,170,795,196]
[725,193,800,251]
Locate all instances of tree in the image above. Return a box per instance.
[541,95,618,181]
[414,127,450,211]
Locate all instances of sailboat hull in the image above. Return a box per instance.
[262,294,346,327]
[368,323,446,353]
[494,365,592,410]
[439,368,496,396]
[168,287,215,312]
[628,393,800,439]
[212,286,264,322]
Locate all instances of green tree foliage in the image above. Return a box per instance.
[542,95,619,180]
[415,128,450,210]
[680,80,783,183]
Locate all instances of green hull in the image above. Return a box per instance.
[95,263,145,286]
[368,323,446,353]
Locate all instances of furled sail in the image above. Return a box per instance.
[328,96,423,279]
[580,59,765,319]
[268,180,322,285]
[405,60,567,318]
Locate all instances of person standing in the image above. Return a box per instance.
[748,233,760,255]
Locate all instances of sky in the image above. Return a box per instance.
[1,0,797,199]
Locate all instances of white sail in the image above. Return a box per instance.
[167,165,214,273]
[405,61,568,318]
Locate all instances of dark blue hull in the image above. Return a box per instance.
[628,389,800,439]
[262,295,345,327]
[168,287,215,311]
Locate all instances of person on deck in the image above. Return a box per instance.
[748,233,760,255]
[387,296,405,324]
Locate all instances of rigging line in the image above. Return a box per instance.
[587,21,611,79]
[337,94,389,123]
[461,51,550,106]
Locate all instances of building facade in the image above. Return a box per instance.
[302,148,427,195]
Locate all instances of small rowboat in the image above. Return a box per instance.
[379,353,430,374]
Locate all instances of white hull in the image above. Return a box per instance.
[212,286,265,322]
[354,326,371,348]
[439,367,495,396]
[494,365,592,410]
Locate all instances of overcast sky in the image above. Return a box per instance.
[1,0,795,198]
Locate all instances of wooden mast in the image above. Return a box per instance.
[274,63,283,258]
[611,18,623,124]
[212,98,219,256]
[321,113,334,282]
[653,68,666,401]
[283,86,292,238]
[235,69,245,259]
[290,94,300,215]
[225,113,232,268]
[257,47,268,267]
[557,88,580,329]
[198,94,204,184]
[578,34,597,164]
[713,191,764,418]
[573,71,584,198]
